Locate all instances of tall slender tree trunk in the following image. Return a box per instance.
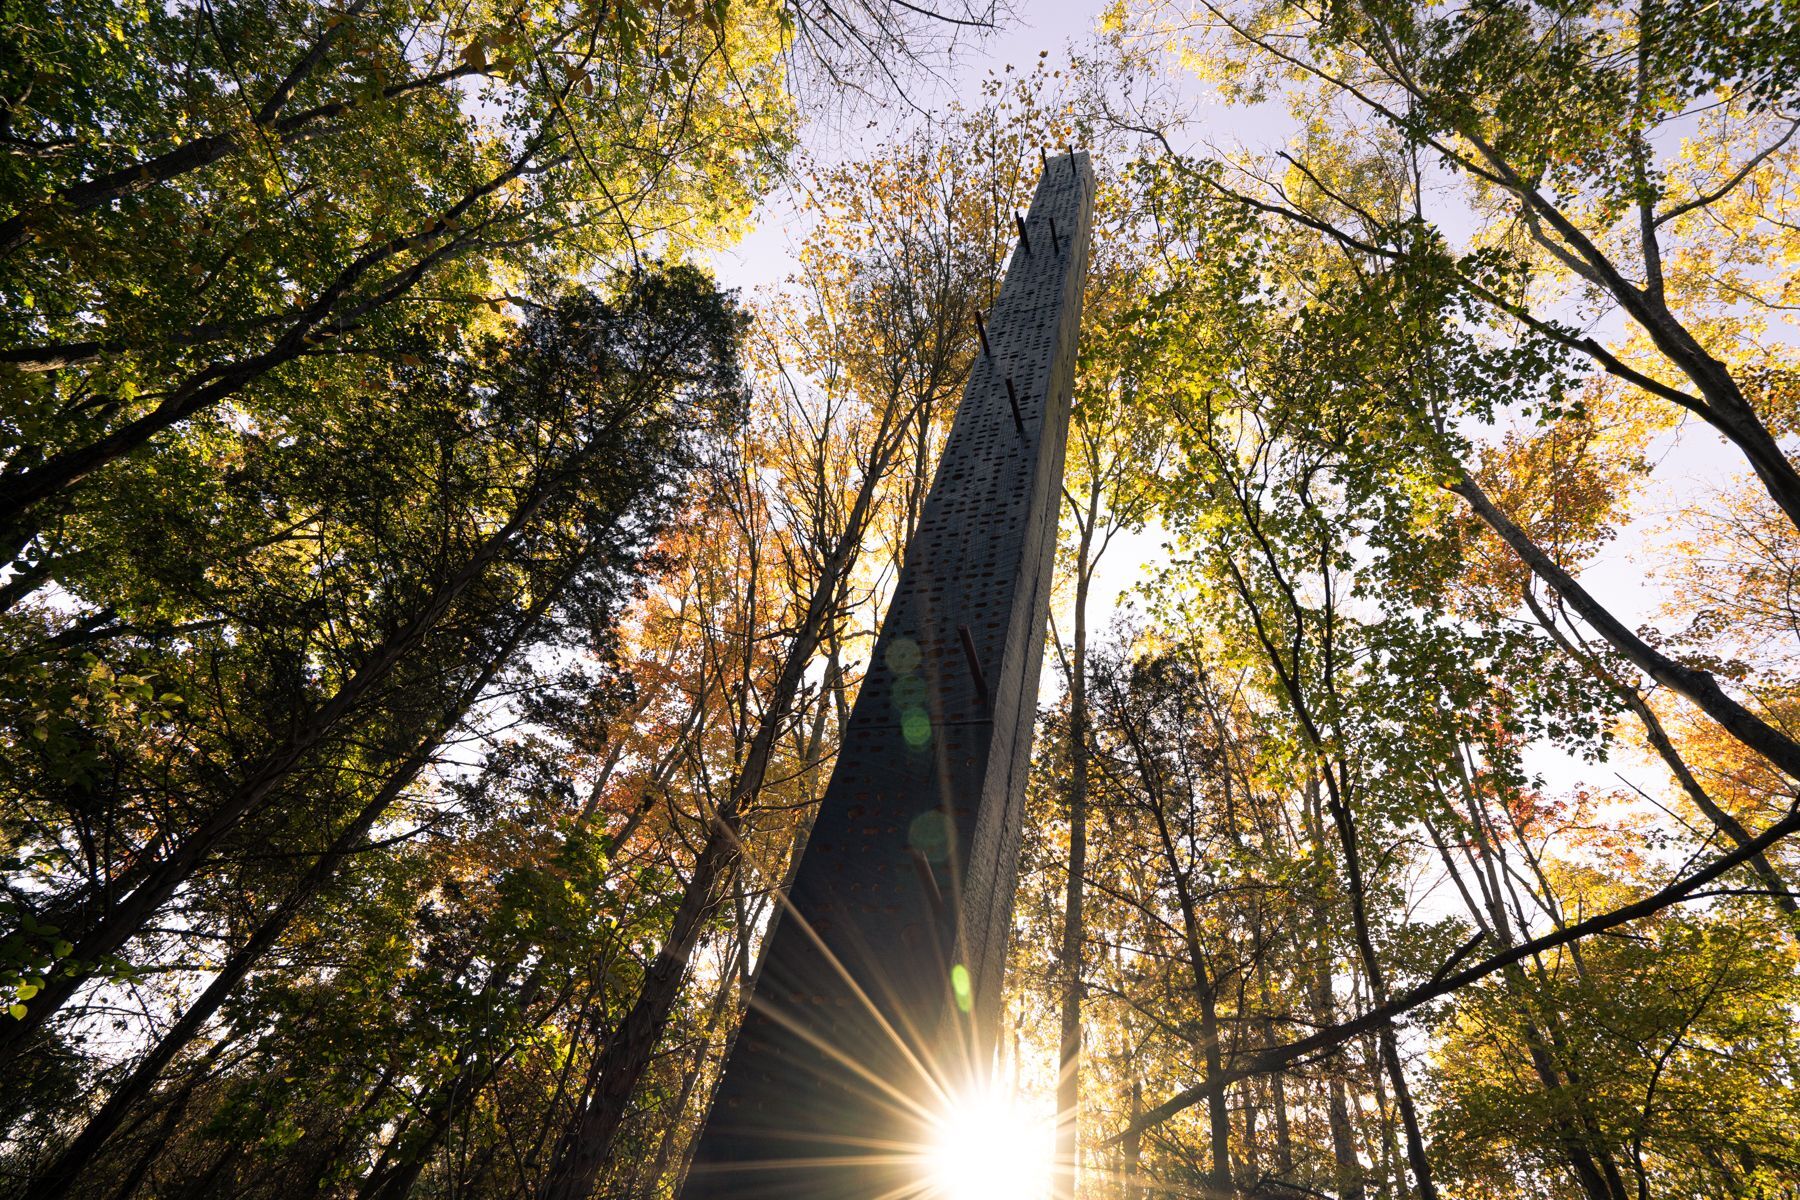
[1362,1025,1404,1199]
[1304,780,1365,1200]
[634,923,755,1199]
[1427,778,1628,1200]
[534,717,789,1200]
[535,483,900,1199]
[1319,773,1437,1200]
[1223,541,1438,1200]
[1326,1069,1365,1200]
[24,578,563,1199]
[1268,1063,1293,1180]
[1142,776,1234,1199]
[1520,587,1796,914]
[1197,990,1233,1197]
[1054,512,1096,1200]
[657,673,840,1200]
[1450,474,1800,781]
[1259,966,1295,1181]
[102,1041,223,1200]
[1122,1073,1144,1200]
[1240,1076,1261,1185]
[1,454,587,1061]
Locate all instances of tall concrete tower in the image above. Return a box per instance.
[682,152,1094,1200]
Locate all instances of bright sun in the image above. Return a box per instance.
[924,1087,1053,1200]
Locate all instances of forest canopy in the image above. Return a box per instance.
[2,1,1798,1198]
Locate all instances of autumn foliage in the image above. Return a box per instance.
[4,1,1800,1198]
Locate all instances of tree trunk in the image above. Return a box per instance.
[1306,780,1365,1200]
[1223,535,1436,1200]
[1520,587,1796,914]
[531,357,925,1200]
[1198,993,1233,1197]
[1326,1070,1364,1200]
[1321,776,1437,1200]
[1430,772,1629,1200]
[1054,511,1096,1200]
[0,141,549,546]
[26,583,552,1199]
[635,934,748,1199]
[1122,1073,1144,1200]
[1,447,584,1060]
[1450,474,1800,781]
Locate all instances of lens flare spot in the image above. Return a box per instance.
[886,636,922,673]
[949,963,973,1012]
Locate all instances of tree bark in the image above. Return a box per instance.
[1519,587,1797,915]
[25,581,556,1199]
[0,440,590,1061]
[0,139,550,545]
[1449,474,1800,781]
[1053,503,1096,1200]
[534,458,900,1200]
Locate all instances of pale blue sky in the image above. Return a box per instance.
[709,2,1112,294]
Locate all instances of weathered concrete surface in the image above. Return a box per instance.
[682,152,1095,1200]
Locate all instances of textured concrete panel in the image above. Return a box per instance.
[682,153,1095,1200]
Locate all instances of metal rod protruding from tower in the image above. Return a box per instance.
[957,623,990,708]
[910,850,948,922]
[1004,377,1026,435]
[974,310,991,356]
[1014,211,1031,255]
